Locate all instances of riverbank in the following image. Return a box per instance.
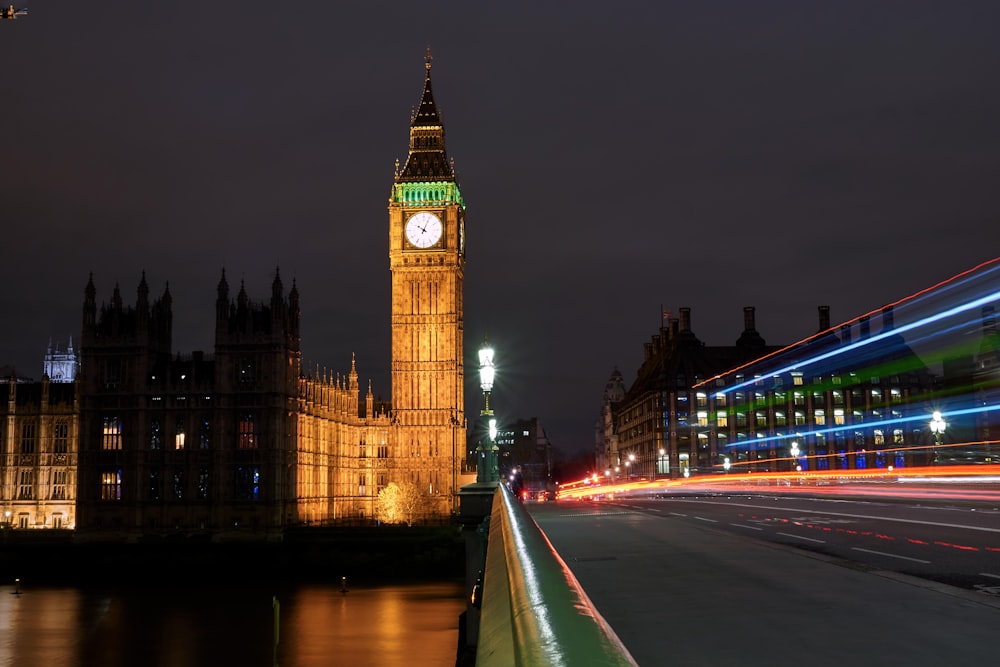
[0,524,465,586]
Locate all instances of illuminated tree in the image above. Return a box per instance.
[375,480,428,526]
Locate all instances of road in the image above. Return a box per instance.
[526,491,1000,667]
[620,493,1000,595]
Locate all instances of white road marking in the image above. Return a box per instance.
[731,523,763,531]
[777,532,826,544]
[979,572,1000,580]
[851,547,930,564]
[695,516,718,523]
[680,499,1000,533]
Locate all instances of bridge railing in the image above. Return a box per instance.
[475,484,638,667]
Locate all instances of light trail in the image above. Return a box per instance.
[556,465,1000,504]
[693,256,1000,390]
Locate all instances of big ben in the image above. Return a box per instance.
[388,51,466,515]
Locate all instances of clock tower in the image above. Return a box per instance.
[388,51,466,515]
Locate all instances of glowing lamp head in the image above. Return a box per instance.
[930,411,947,435]
[488,418,497,442]
[478,344,495,392]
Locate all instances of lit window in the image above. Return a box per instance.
[175,417,185,450]
[102,417,122,451]
[101,470,122,500]
[238,414,257,449]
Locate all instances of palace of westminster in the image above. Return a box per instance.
[3,58,999,539]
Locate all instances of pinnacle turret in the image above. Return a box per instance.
[396,48,455,183]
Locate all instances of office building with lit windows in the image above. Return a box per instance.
[598,304,983,481]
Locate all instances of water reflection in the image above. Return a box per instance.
[0,580,464,667]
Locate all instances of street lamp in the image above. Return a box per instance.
[476,337,499,483]
[479,337,495,417]
[790,441,801,472]
[657,448,665,480]
[930,410,947,465]
[628,453,635,478]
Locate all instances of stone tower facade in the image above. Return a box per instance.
[388,52,467,514]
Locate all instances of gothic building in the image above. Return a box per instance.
[1,377,79,529]
[1,55,470,538]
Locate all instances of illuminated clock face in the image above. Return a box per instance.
[405,211,443,249]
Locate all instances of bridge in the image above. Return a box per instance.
[457,259,1000,664]
[459,480,1000,666]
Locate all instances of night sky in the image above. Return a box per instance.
[2,2,999,460]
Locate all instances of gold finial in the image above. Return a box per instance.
[425,46,433,70]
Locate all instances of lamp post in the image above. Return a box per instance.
[790,441,801,472]
[930,410,947,465]
[628,452,636,479]
[477,337,499,484]
[657,448,665,480]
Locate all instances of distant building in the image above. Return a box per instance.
[602,305,946,480]
[595,368,624,477]
[496,417,552,496]
[44,338,79,383]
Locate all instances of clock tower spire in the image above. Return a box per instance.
[388,50,466,517]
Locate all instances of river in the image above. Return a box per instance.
[0,579,465,667]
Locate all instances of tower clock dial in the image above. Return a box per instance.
[405,211,443,248]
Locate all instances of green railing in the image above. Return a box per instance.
[475,484,638,667]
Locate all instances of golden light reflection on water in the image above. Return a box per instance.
[0,581,464,667]
[283,583,464,666]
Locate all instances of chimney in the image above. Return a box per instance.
[679,307,691,333]
[881,305,895,332]
[744,306,756,332]
[983,305,997,335]
[818,306,830,331]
